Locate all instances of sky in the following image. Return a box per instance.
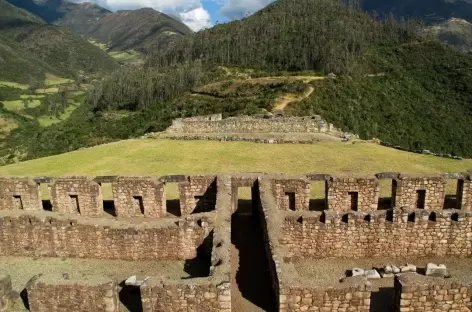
[71,0,275,31]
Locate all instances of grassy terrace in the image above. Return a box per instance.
[0,139,470,198]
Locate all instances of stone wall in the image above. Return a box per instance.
[0,178,41,211]
[27,274,119,312]
[458,174,472,211]
[394,273,472,312]
[392,175,446,210]
[326,176,379,212]
[112,177,165,218]
[179,176,217,215]
[167,115,341,135]
[51,177,103,217]
[271,177,310,211]
[0,211,212,261]
[0,271,12,311]
[281,208,472,260]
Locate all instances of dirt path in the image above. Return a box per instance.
[272,84,315,112]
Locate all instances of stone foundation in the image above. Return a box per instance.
[27,274,119,312]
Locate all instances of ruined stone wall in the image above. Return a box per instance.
[27,274,119,312]
[327,177,379,212]
[0,271,12,311]
[167,115,341,134]
[0,178,41,211]
[392,175,446,210]
[458,175,472,211]
[112,177,165,218]
[281,209,472,260]
[258,178,373,312]
[271,177,310,211]
[0,212,211,261]
[179,176,217,215]
[51,177,103,217]
[394,273,472,312]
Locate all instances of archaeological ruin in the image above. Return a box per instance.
[0,171,471,311]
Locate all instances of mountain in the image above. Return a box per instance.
[0,0,118,82]
[7,0,193,53]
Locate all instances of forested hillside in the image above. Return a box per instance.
[3,0,472,162]
[0,0,118,82]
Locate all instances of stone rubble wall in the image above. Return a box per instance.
[271,177,311,211]
[0,178,42,211]
[51,177,103,217]
[112,177,166,218]
[394,273,472,312]
[258,178,373,312]
[167,115,342,135]
[281,208,472,260]
[327,177,380,212]
[458,175,472,212]
[0,212,212,261]
[393,175,447,210]
[0,271,12,312]
[27,275,119,312]
[179,176,217,215]
[140,176,232,312]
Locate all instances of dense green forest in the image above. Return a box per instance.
[2,0,472,161]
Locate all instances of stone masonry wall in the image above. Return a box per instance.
[51,177,103,217]
[458,175,472,212]
[0,212,211,260]
[167,115,341,134]
[112,177,166,218]
[27,274,119,312]
[0,271,12,311]
[392,175,446,210]
[327,176,379,212]
[0,178,41,212]
[179,176,217,215]
[281,208,472,260]
[271,177,310,211]
[394,273,472,312]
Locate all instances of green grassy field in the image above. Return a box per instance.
[0,81,28,90]
[0,139,470,199]
[3,99,41,111]
[36,104,78,127]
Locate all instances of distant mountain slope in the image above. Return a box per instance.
[7,0,193,53]
[0,0,118,82]
[362,0,472,23]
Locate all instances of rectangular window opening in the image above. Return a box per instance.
[348,192,359,211]
[41,183,52,211]
[285,192,296,211]
[309,181,326,212]
[133,196,145,216]
[457,180,465,210]
[236,187,253,215]
[166,183,181,217]
[13,195,23,210]
[378,179,393,210]
[444,179,458,210]
[101,183,116,217]
[69,195,80,214]
[416,190,426,209]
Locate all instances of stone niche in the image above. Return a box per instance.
[179,176,217,215]
[326,176,379,212]
[50,177,103,217]
[392,175,446,210]
[457,174,472,211]
[271,177,310,211]
[27,274,119,312]
[112,177,165,218]
[0,178,41,211]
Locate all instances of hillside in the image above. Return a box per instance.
[8,0,193,53]
[0,0,119,82]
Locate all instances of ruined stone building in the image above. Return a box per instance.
[0,171,470,311]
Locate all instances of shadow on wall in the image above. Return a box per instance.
[370,287,395,312]
[183,230,214,278]
[119,282,143,312]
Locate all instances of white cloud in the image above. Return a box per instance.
[72,0,212,31]
[180,7,212,31]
